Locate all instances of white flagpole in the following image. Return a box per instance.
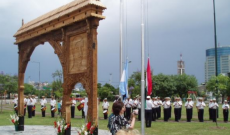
[141,0,145,134]
[120,0,123,98]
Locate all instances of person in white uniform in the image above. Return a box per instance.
[137,97,141,121]
[211,98,218,122]
[32,95,36,117]
[208,99,213,120]
[151,97,158,121]
[222,100,229,122]
[185,98,193,122]
[157,97,162,119]
[124,97,132,120]
[173,97,182,122]
[163,97,171,122]
[145,96,153,127]
[50,96,56,117]
[27,95,33,118]
[24,95,27,116]
[40,96,47,117]
[196,97,206,122]
[13,95,18,115]
[80,97,85,118]
[71,96,76,118]
[102,98,110,119]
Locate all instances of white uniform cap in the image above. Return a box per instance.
[224,100,227,102]
[146,96,151,99]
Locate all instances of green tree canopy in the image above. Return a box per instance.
[206,74,230,102]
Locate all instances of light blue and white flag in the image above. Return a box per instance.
[119,60,129,101]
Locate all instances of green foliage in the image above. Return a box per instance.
[24,83,36,95]
[206,74,230,101]
[128,72,141,98]
[0,73,18,94]
[153,74,176,97]
[173,74,198,97]
[127,72,198,98]
[51,70,63,98]
[98,83,117,101]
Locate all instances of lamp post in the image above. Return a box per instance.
[31,61,40,100]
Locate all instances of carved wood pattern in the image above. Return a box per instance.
[17,17,101,124]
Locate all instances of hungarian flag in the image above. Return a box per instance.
[146,58,152,96]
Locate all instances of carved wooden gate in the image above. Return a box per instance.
[13,0,106,132]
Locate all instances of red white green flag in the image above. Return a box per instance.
[146,58,152,96]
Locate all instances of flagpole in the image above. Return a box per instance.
[213,0,218,127]
[141,0,145,134]
[120,0,123,98]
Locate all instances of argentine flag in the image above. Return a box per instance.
[119,60,129,101]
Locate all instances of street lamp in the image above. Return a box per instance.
[31,61,40,100]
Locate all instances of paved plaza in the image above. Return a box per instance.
[0,125,111,135]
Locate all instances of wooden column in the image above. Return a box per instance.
[65,101,71,135]
[18,73,25,131]
[87,17,99,125]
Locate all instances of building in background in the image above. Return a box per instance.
[205,45,230,82]
[177,54,185,75]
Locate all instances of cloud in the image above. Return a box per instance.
[0,0,230,85]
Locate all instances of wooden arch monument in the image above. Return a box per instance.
[13,0,106,132]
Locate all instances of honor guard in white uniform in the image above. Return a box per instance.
[50,96,56,117]
[173,97,182,122]
[102,98,109,119]
[196,97,206,122]
[80,97,85,118]
[145,96,153,127]
[24,96,27,116]
[163,97,171,122]
[27,95,33,118]
[178,97,182,120]
[132,96,138,111]
[13,95,18,115]
[208,99,213,120]
[157,97,162,119]
[137,97,141,121]
[32,95,36,117]
[113,95,119,103]
[151,97,158,121]
[185,98,193,122]
[222,100,229,122]
[40,96,47,117]
[211,98,219,122]
[124,97,133,120]
[71,96,76,118]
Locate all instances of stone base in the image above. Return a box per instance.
[65,124,71,135]
[18,116,24,131]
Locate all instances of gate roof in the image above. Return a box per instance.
[14,0,106,44]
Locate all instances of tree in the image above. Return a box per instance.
[174,74,198,98]
[206,74,229,102]
[128,71,141,98]
[52,70,63,82]
[24,83,36,95]
[0,74,18,94]
[51,70,63,98]
[153,74,176,98]
[98,83,117,101]
[152,74,198,98]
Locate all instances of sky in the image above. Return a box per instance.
[0,0,230,88]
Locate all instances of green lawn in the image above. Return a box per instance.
[0,102,229,135]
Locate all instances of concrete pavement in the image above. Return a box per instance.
[0,125,112,135]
